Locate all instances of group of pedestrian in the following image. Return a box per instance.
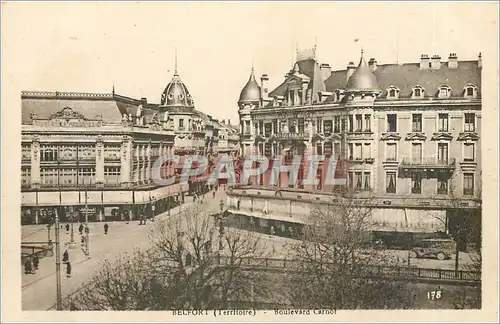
[24,255,39,275]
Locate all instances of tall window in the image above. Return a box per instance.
[386,143,397,161]
[316,118,322,133]
[411,173,422,194]
[298,118,305,133]
[272,120,278,134]
[463,173,475,195]
[179,119,184,128]
[60,168,77,186]
[259,121,264,135]
[437,172,448,194]
[355,143,362,160]
[355,114,363,132]
[412,114,422,132]
[412,143,422,164]
[438,113,449,132]
[323,120,333,135]
[104,167,121,186]
[316,143,323,155]
[41,146,58,162]
[466,87,474,97]
[364,172,371,190]
[22,145,31,161]
[414,88,422,97]
[348,172,353,189]
[40,168,57,187]
[21,168,31,187]
[364,115,371,132]
[464,113,475,132]
[348,143,354,160]
[438,143,449,164]
[439,86,450,98]
[264,123,272,136]
[245,121,250,134]
[348,115,354,132]
[355,172,363,190]
[364,143,371,159]
[334,116,341,133]
[464,143,475,161]
[386,172,396,193]
[78,168,96,185]
[324,142,332,157]
[387,114,397,132]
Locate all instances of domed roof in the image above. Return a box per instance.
[238,69,261,103]
[346,52,379,93]
[160,72,194,108]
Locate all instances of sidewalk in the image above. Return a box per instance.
[22,190,228,310]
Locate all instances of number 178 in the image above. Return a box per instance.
[427,291,442,300]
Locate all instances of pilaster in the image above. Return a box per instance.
[95,136,105,188]
[31,135,41,188]
[121,136,133,187]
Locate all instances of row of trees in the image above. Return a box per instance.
[65,194,481,310]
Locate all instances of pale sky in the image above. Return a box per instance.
[2,2,498,123]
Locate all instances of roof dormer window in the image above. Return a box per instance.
[386,86,400,99]
[438,85,451,98]
[464,84,478,98]
[412,85,425,99]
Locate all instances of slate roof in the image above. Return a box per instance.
[21,92,136,125]
[267,57,481,104]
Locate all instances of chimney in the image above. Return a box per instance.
[222,119,225,125]
[478,52,482,68]
[420,54,430,69]
[431,54,441,69]
[320,63,332,81]
[368,58,377,72]
[140,97,147,104]
[260,74,269,96]
[346,62,356,82]
[448,53,458,69]
[227,119,231,125]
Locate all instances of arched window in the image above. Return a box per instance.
[386,86,400,99]
[438,85,452,98]
[464,84,478,98]
[412,85,425,98]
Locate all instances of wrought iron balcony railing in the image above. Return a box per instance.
[401,157,456,167]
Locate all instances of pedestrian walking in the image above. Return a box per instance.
[66,261,72,278]
[85,226,90,235]
[270,225,275,236]
[65,223,70,233]
[104,223,109,235]
[33,255,39,271]
[213,191,216,199]
[62,249,69,264]
[78,223,84,235]
[24,259,32,275]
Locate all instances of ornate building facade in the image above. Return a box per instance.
[232,49,482,239]
[21,69,240,224]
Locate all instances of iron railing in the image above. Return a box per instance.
[401,157,456,167]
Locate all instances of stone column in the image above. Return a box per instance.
[95,136,105,188]
[146,143,152,184]
[31,136,41,188]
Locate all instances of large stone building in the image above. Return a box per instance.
[21,68,239,224]
[232,49,482,241]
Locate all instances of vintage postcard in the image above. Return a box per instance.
[1,1,498,323]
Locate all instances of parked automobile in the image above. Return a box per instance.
[409,238,455,260]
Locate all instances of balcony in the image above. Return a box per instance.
[275,132,308,141]
[401,157,456,169]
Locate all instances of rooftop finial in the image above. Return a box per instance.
[174,47,178,75]
[361,47,364,57]
[112,83,115,95]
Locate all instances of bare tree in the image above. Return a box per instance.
[65,250,167,310]
[64,204,271,310]
[286,195,416,309]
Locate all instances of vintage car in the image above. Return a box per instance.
[409,238,455,260]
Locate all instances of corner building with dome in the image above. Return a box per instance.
[231,49,482,246]
[21,68,240,225]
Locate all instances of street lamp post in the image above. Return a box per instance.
[84,181,90,258]
[218,199,224,251]
[54,208,62,310]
